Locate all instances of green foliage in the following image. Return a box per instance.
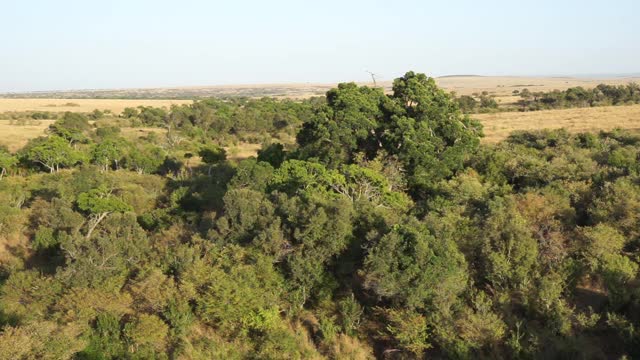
[298,71,483,203]
[125,143,165,174]
[456,95,478,113]
[2,72,640,359]
[364,219,467,311]
[121,107,139,118]
[380,307,431,356]
[513,82,640,111]
[123,314,169,353]
[77,185,132,215]
[257,142,286,167]
[48,112,91,144]
[136,106,168,126]
[0,270,62,322]
[198,144,227,164]
[91,138,125,171]
[182,245,284,334]
[80,312,127,359]
[24,135,83,172]
[57,213,148,289]
[0,321,85,360]
[0,146,17,179]
[481,197,538,290]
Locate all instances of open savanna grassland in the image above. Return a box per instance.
[0,120,56,152]
[3,75,638,100]
[0,98,192,115]
[0,120,276,161]
[476,104,640,143]
[436,75,640,96]
[0,120,165,152]
[3,104,640,154]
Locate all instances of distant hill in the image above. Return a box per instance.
[2,75,639,100]
[437,74,484,78]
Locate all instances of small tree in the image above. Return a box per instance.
[125,144,165,174]
[77,185,132,239]
[121,107,139,118]
[0,146,17,180]
[88,109,104,120]
[199,145,226,175]
[92,139,124,171]
[457,95,478,113]
[48,112,91,145]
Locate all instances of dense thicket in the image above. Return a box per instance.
[0,72,639,359]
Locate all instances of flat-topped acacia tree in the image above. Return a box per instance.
[77,185,132,239]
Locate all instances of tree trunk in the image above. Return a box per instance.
[86,212,110,239]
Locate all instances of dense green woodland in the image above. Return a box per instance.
[1,72,640,359]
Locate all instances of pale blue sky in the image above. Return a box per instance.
[1,0,638,92]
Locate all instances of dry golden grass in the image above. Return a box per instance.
[476,104,640,143]
[3,103,640,154]
[225,143,263,160]
[0,99,192,115]
[0,120,55,152]
[435,76,640,97]
[119,126,167,141]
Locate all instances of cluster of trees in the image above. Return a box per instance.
[1,112,170,177]
[0,72,639,359]
[455,83,640,115]
[120,97,318,145]
[515,83,640,112]
[456,92,499,114]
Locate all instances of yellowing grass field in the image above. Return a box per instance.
[0,120,56,152]
[0,98,192,115]
[475,104,640,143]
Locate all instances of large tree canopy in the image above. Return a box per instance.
[297,71,483,201]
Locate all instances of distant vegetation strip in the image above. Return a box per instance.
[457,83,640,114]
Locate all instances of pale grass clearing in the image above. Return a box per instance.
[435,76,640,97]
[0,120,55,152]
[475,104,640,143]
[225,143,263,160]
[119,127,168,142]
[0,99,192,115]
[0,121,265,161]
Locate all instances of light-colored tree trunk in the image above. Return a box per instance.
[85,212,110,239]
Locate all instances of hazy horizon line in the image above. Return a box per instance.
[3,72,639,95]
